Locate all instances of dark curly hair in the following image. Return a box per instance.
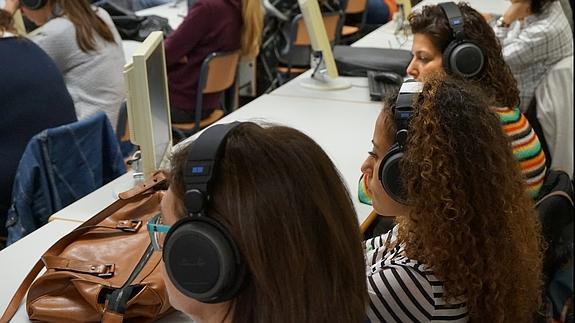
[381,77,544,322]
[409,3,520,108]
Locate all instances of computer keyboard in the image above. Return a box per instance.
[367,70,402,102]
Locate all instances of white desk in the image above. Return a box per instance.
[270,70,373,104]
[181,94,378,224]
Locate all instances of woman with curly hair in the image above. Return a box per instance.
[361,77,543,322]
[406,2,547,199]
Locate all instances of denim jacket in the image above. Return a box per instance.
[6,112,126,245]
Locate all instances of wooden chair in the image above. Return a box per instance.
[275,11,344,84]
[340,0,368,42]
[172,50,241,140]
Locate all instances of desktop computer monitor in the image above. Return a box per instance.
[123,31,172,180]
[297,0,351,90]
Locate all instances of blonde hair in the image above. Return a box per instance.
[240,0,263,59]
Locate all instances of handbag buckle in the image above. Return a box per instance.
[96,264,116,277]
[116,220,143,232]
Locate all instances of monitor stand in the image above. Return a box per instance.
[299,52,351,91]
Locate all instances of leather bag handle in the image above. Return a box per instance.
[0,172,167,323]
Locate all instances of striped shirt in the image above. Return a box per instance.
[494,1,573,112]
[365,226,468,322]
[494,106,546,198]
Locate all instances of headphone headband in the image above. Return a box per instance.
[165,121,247,303]
[184,122,241,215]
[437,2,485,78]
[439,2,465,40]
[393,81,422,145]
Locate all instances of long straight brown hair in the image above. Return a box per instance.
[169,123,368,323]
[49,0,115,53]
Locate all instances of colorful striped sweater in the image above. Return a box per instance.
[358,107,546,204]
[494,106,546,198]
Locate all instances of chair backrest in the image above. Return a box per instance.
[345,0,368,14]
[200,50,241,95]
[535,56,573,177]
[535,169,574,320]
[292,11,343,46]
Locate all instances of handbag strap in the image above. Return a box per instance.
[0,171,167,322]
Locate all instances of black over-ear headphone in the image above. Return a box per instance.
[21,0,48,10]
[163,122,246,304]
[378,80,422,204]
[438,2,484,78]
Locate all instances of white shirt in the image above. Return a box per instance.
[494,1,573,112]
[365,226,468,322]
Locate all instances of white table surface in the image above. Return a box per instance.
[270,70,374,103]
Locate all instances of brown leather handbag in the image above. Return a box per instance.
[1,172,173,323]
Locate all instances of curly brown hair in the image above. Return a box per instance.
[381,77,544,322]
[409,3,520,108]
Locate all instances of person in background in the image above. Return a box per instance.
[406,2,547,199]
[492,0,573,112]
[3,0,126,130]
[153,122,367,322]
[366,0,395,24]
[0,8,76,248]
[362,77,543,322]
[164,0,262,123]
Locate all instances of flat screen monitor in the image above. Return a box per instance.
[297,0,350,90]
[123,31,172,180]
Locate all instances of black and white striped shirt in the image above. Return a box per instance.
[365,226,468,322]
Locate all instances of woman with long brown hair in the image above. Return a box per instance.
[164,0,263,123]
[406,2,547,199]
[153,122,367,322]
[361,78,543,322]
[3,0,125,129]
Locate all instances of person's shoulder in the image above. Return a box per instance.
[32,15,74,41]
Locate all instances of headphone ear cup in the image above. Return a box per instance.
[378,144,407,204]
[162,217,246,303]
[443,40,485,78]
[21,0,47,10]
